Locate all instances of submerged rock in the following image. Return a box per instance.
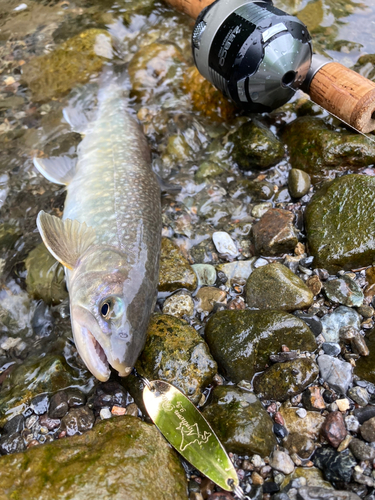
[25,243,68,306]
[158,238,197,292]
[0,416,188,500]
[321,306,361,343]
[280,468,332,490]
[135,314,217,404]
[205,310,316,383]
[284,117,375,184]
[305,174,375,272]
[246,263,314,311]
[280,406,325,441]
[191,264,217,286]
[216,259,256,286]
[313,447,356,483]
[252,208,298,256]
[298,487,360,500]
[317,355,353,395]
[202,386,276,456]
[229,119,284,170]
[323,275,364,307]
[162,291,194,318]
[22,29,112,102]
[253,358,319,401]
[354,328,375,383]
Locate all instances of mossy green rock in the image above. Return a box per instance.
[229,119,284,170]
[288,168,311,198]
[353,54,375,82]
[25,243,68,306]
[195,161,226,182]
[246,263,314,311]
[202,386,276,456]
[0,416,188,500]
[0,354,94,426]
[283,117,375,184]
[253,358,319,401]
[306,174,375,273]
[159,238,197,292]
[0,223,20,251]
[205,310,316,383]
[354,327,375,383]
[22,29,112,102]
[136,314,217,403]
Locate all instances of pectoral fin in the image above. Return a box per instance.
[37,211,96,270]
[33,156,77,186]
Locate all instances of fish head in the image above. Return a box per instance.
[69,245,154,381]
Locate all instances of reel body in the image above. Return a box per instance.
[192,0,313,112]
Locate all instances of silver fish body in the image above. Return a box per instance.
[35,83,161,381]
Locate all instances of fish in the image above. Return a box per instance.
[33,75,162,382]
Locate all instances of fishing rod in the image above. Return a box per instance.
[164,0,375,134]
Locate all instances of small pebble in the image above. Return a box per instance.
[125,403,139,417]
[26,439,39,449]
[357,305,374,318]
[348,386,370,407]
[251,202,272,218]
[212,232,238,258]
[251,454,263,468]
[269,450,294,475]
[251,472,264,485]
[337,434,353,452]
[111,406,126,416]
[296,408,307,418]
[322,342,341,357]
[320,411,347,448]
[100,408,112,420]
[25,415,38,429]
[336,398,350,412]
[351,335,370,356]
[254,258,269,268]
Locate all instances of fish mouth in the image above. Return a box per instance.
[71,305,132,381]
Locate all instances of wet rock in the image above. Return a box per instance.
[182,66,236,121]
[162,291,194,318]
[318,355,353,395]
[348,387,369,406]
[320,412,346,448]
[313,447,356,483]
[353,406,375,424]
[90,382,130,413]
[0,354,93,427]
[357,305,374,318]
[274,423,288,439]
[284,433,315,459]
[66,388,86,408]
[49,391,69,419]
[61,406,95,436]
[195,161,226,182]
[284,117,375,184]
[229,119,284,170]
[202,386,276,456]
[25,243,68,306]
[288,169,311,198]
[306,276,322,296]
[294,312,323,336]
[191,264,217,287]
[349,438,375,460]
[30,394,49,416]
[158,238,197,292]
[281,468,333,490]
[0,416,187,499]
[252,202,273,218]
[302,386,326,411]
[136,314,217,404]
[129,42,186,103]
[324,276,364,307]
[297,487,361,500]
[22,29,112,102]
[269,449,295,475]
[351,335,370,356]
[321,306,361,343]
[216,259,256,286]
[205,310,315,383]
[246,263,314,311]
[280,406,325,441]
[196,287,226,313]
[3,415,24,435]
[253,358,319,401]
[252,209,298,256]
[305,174,375,272]
[360,416,375,442]
[212,231,238,258]
[345,415,360,433]
[322,343,341,357]
[39,414,60,431]
[0,433,26,455]
[354,328,375,383]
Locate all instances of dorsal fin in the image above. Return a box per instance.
[36,211,96,270]
[33,156,77,186]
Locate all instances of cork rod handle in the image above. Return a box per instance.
[308,62,375,134]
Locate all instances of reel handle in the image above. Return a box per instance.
[164,0,375,133]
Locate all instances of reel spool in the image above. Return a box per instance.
[192,0,312,113]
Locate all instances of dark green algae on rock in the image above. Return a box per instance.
[0,416,188,500]
[205,310,316,383]
[202,386,276,456]
[306,174,375,273]
[253,358,319,401]
[283,117,375,184]
[158,238,197,292]
[136,314,217,404]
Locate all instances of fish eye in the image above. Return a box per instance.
[99,297,125,320]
